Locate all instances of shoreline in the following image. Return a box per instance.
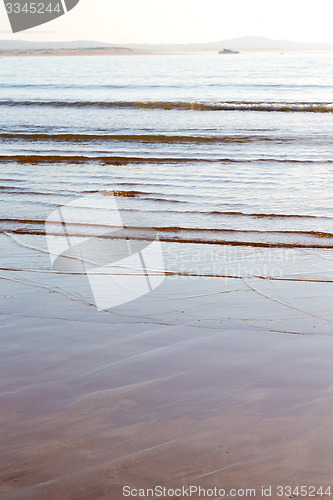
[0,47,145,57]
[1,48,333,57]
[1,51,333,498]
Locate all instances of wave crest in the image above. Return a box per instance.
[1,100,332,113]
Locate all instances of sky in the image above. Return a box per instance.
[0,0,333,44]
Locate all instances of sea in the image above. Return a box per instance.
[2,52,333,497]
[0,52,333,290]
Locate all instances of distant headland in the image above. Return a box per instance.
[0,37,332,56]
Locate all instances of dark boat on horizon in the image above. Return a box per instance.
[219,48,239,54]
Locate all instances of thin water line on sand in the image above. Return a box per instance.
[242,276,333,325]
[3,233,333,282]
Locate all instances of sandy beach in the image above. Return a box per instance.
[1,236,333,499]
[0,48,144,57]
[0,48,226,57]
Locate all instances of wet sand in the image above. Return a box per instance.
[1,243,333,499]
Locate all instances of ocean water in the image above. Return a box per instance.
[3,53,333,498]
[0,52,333,255]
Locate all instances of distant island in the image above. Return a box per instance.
[0,37,332,56]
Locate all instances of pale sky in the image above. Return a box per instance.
[1,0,333,44]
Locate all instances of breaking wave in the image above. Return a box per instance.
[1,100,333,113]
